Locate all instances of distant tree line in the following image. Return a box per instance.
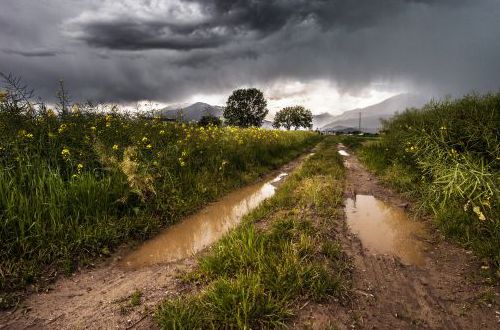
[219,87,312,130]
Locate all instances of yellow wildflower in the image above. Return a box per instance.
[61,148,71,160]
[472,206,486,221]
[58,124,67,134]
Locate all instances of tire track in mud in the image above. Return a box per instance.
[337,145,499,329]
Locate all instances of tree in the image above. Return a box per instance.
[273,106,313,130]
[223,88,268,127]
[198,114,222,127]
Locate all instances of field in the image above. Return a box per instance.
[0,99,320,298]
[355,93,499,270]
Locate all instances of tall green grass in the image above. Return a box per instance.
[156,138,350,329]
[0,98,321,299]
[358,93,499,270]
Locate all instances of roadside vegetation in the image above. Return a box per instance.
[355,93,499,272]
[0,78,320,303]
[156,138,351,329]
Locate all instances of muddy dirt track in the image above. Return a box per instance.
[1,146,498,329]
[331,146,499,329]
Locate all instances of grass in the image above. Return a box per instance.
[130,289,142,307]
[155,137,351,329]
[356,93,499,272]
[0,94,322,301]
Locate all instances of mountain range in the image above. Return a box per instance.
[158,93,428,132]
[159,102,224,122]
[317,93,428,133]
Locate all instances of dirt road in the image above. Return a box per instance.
[336,146,499,329]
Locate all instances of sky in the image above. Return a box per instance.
[1,0,500,115]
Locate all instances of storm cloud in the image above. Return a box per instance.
[0,0,499,107]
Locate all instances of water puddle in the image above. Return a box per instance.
[345,195,429,266]
[120,172,288,269]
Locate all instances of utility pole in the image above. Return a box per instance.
[358,112,361,131]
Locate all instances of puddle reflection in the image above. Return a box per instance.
[121,173,288,269]
[345,195,428,266]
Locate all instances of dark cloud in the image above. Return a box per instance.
[69,0,461,52]
[0,0,499,106]
[2,48,65,57]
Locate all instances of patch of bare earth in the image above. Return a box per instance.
[297,147,499,329]
[0,249,196,329]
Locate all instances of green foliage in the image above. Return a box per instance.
[0,93,320,294]
[359,93,500,268]
[156,138,350,329]
[198,114,222,127]
[130,290,142,307]
[273,105,313,130]
[223,88,268,127]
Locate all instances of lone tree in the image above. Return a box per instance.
[223,88,268,127]
[273,106,313,130]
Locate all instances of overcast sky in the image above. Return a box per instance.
[1,0,499,114]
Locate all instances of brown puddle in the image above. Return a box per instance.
[345,195,429,266]
[120,173,288,269]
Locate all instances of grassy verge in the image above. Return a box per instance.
[0,99,322,305]
[355,93,499,275]
[156,137,351,329]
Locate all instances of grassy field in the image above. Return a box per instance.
[156,138,351,329]
[0,98,321,302]
[355,93,499,273]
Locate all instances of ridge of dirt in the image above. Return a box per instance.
[0,153,310,330]
[329,147,499,329]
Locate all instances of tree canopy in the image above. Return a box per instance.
[223,88,268,127]
[273,106,313,130]
[198,114,222,127]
